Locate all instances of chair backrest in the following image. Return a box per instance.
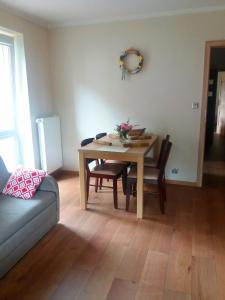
[96,132,107,140]
[157,134,170,168]
[158,141,172,181]
[95,133,107,165]
[80,138,95,166]
[81,138,94,147]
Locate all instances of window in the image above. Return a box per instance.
[0,34,19,170]
[0,31,34,170]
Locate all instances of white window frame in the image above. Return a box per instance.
[0,28,35,169]
[0,34,22,167]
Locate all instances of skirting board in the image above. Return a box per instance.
[56,170,79,176]
[166,179,200,187]
[60,170,199,187]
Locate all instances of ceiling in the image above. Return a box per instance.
[0,0,225,28]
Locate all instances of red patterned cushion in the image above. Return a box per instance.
[2,168,47,199]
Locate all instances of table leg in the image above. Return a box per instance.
[137,156,144,219]
[79,151,87,209]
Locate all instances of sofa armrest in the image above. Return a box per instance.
[38,175,59,194]
[38,175,60,221]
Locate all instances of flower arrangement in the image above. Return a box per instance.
[115,119,134,141]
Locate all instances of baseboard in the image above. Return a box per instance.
[166,179,199,187]
[62,170,79,176]
[52,170,79,178]
[58,170,199,187]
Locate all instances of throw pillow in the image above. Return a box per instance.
[2,168,47,199]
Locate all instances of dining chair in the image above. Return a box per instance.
[81,138,125,209]
[144,134,170,168]
[126,141,172,214]
[81,138,99,193]
[95,132,107,166]
[95,132,129,194]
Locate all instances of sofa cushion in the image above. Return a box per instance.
[0,156,10,192]
[0,202,57,263]
[2,168,47,199]
[0,191,56,244]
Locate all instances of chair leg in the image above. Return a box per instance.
[95,178,98,192]
[162,176,167,202]
[113,179,118,209]
[126,182,132,211]
[99,178,103,190]
[122,168,127,195]
[132,183,137,196]
[86,174,90,202]
[159,185,165,214]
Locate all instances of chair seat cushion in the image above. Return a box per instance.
[91,163,124,176]
[105,160,129,166]
[144,157,157,167]
[128,166,159,181]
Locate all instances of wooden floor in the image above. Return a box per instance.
[0,174,225,300]
[204,133,225,175]
[204,160,225,176]
[205,133,225,162]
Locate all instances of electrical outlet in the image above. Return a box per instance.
[192,102,199,109]
[171,168,179,174]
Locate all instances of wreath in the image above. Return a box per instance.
[119,48,144,80]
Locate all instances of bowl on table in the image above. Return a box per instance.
[128,128,146,137]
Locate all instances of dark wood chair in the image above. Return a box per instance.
[81,138,99,193]
[95,132,129,194]
[81,138,125,209]
[95,132,107,166]
[95,132,109,190]
[144,134,170,168]
[96,132,128,165]
[126,141,172,214]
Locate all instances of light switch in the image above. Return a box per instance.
[192,102,199,109]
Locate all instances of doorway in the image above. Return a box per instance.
[198,40,225,184]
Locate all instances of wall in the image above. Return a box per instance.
[49,10,225,183]
[0,9,54,168]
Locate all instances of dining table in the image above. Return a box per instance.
[78,133,158,219]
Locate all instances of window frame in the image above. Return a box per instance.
[0,33,21,166]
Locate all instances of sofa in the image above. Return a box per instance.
[0,156,59,278]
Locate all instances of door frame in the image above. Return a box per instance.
[197,40,225,186]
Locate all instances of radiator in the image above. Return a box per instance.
[36,116,63,173]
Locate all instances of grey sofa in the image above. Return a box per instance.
[0,156,59,278]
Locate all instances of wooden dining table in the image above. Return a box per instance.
[78,134,158,219]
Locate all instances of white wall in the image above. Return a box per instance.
[0,9,54,168]
[49,10,225,182]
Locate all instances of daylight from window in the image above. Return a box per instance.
[0,31,34,171]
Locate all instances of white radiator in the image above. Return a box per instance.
[36,116,63,173]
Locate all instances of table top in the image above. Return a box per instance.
[78,134,158,158]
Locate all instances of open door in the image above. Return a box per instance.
[216,72,225,135]
[198,41,225,185]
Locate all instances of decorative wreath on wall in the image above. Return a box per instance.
[119,48,144,80]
